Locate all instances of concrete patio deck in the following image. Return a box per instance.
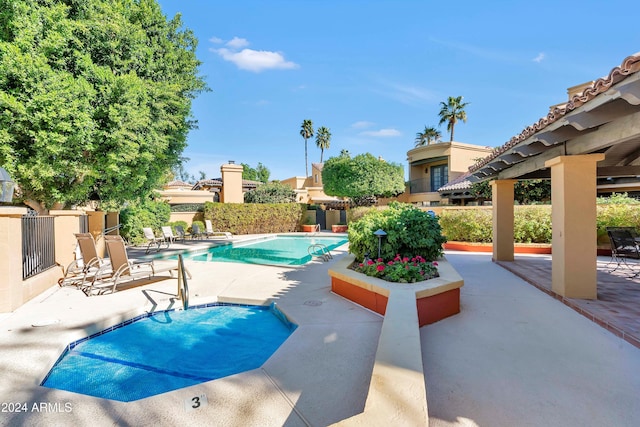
[0,238,639,426]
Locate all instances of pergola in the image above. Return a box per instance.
[468,53,640,299]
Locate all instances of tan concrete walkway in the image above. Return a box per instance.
[1,240,639,426]
[423,251,640,427]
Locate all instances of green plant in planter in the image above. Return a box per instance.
[348,202,447,261]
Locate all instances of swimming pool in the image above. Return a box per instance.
[42,303,297,402]
[176,235,348,266]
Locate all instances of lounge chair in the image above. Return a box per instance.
[84,235,192,296]
[161,226,177,245]
[59,233,109,288]
[175,225,189,241]
[205,219,233,239]
[143,227,167,254]
[606,227,640,275]
[191,224,203,240]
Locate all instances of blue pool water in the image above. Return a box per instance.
[42,304,297,402]
[177,235,347,265]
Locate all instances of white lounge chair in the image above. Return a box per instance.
[143,227,167,253]
[161,226,177,245]
[204,220,232,239]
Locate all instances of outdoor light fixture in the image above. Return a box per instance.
[373,229,387,259]
[0,167,15,203]
[228,160,235,164]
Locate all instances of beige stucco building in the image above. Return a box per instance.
[405,142,493,206]
[281,163,348,208]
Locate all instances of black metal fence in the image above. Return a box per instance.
[22,216,56,280]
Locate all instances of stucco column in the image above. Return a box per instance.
[50,210,85,271]
[0,208,28,312]
[491,180,517,261]
[86,210,106,258]
[220,162,244,203]
[545,154,604,299]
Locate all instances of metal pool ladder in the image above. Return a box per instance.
[177,254,189,310]
[308,244,333,262]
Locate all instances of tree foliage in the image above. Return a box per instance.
[0,0,207,211]
[438,96,468,142]
[299,119,314,177]
[244,181,296,203]
[415,126,441,146]
[470,179,551,204]
[241,162,270,183]
[322,153,405,206]
[315,126,331,162]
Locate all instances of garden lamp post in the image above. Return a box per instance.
[373,229,387,259]
[0,167,15,203]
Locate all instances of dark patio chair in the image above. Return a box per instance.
[606,227,640,275]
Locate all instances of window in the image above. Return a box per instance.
[430,165,448,192]
[314,174,318,184]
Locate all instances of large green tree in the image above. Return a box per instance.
[438,96,469,142]
[241,162,270,183]
[315,126,331,162]
[299,119,314,177]
[322,153,405,206]
[0,0,207,212]
[415,126,441,147]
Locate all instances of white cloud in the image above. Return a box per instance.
[210,36,299,73]
[533,52,546,63]
[350,121,375,129]
[227,36,250,49]
[360,128,402,137]
[215,48,298,72]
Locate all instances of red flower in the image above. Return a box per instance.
[387,261,394,266]
[376,258,383,263]
[402,257,409,263]
[432,261,439,267]
[367,260,374,265]
[358,263,364,268]
[376,265,385,272]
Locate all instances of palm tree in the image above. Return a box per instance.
[438,96,469,142]
[300,119,314,177]
[339,149,351,158]
[315,126,331,162]
[415,126,441,147]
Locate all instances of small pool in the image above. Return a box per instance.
[175,235,347,266]
[42,303,297,402]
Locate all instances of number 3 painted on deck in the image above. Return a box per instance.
[191,397,201,409]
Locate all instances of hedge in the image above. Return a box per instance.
[439,203,640,244]
[439,206,552,243]
[203,202,304,234]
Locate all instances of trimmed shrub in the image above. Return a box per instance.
[438,209,493,243]
[167,220,188,233]
[203,202,304,234]
[513,206,552,243]
[348,202,446,261]
[120,199,171,245]
[596,204,640,240]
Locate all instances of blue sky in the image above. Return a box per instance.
[157,0,640,181]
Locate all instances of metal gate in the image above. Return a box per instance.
[315,209,327,230]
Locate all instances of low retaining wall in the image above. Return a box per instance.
[329,255,464,426]
[444,241,552,254]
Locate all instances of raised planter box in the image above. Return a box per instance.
[328,255,464,327]
[331,224,348,233]
[444,241,552,254]
[300,224,319,232]
[328,255,464,425]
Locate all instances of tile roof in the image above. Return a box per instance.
[438,173,473,192]
[469,52,640,174]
